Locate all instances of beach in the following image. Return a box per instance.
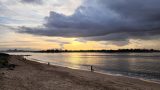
[0,55,160,90]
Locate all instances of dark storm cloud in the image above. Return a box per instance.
[19,0,160,42]
[21,0,43,4]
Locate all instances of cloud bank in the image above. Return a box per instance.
[19,0,160,42]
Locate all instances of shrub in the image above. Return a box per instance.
[0,53,9,68]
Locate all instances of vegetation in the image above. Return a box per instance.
[2,49,160,53]
[0,53,9,68]
[0,53,16,70]
[34,49,160,53]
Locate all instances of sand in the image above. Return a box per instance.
[0,55,160,90]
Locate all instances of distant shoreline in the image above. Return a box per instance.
[2,49,160,53]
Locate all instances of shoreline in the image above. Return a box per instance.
[1,55,160,90]
[26,56,160,85]
[98,71,160,85]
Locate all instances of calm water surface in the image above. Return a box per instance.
[8,52,160,81]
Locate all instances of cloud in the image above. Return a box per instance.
[0,0,45,26]
[45,39,70,49]
[19,0,160,43]
[21,0,43,4]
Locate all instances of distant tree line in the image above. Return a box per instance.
[2,49,160,53]
[35,49,160,53]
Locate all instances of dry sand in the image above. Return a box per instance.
[0,55,160,90]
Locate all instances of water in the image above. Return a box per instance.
[8,52,160,82]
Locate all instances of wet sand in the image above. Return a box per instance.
[0,55,160,90]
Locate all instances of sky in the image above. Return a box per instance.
[0,0,160,50]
